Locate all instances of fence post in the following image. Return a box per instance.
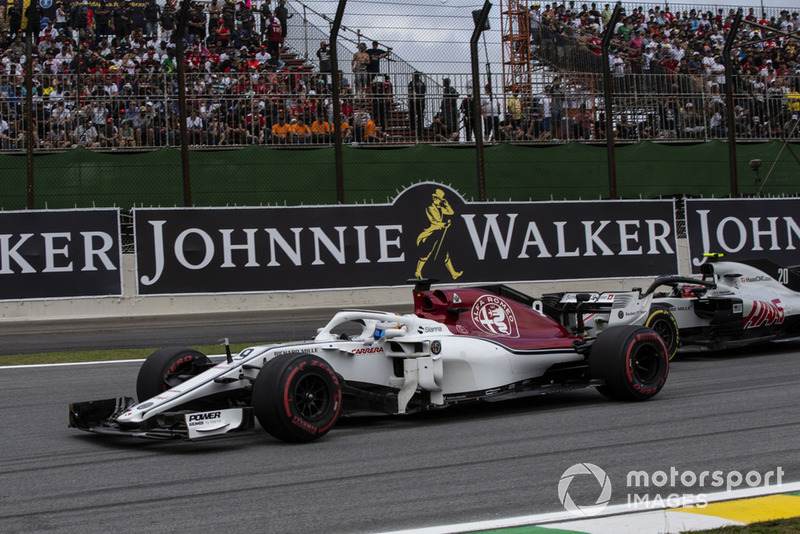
[330,0,348,204]
[724,11,743,198]
[176,0,193,206]
[471,0,491,202]
[601,5,623,199]
[25,29,34,209]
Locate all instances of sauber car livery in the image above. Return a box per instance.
[69,281,669,444]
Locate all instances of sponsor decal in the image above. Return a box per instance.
[291,415,317,434]
[430,340,442,355]
[744,299,785,329]
[274,348,317,357]
[471,295,520,337]
[686,198,800,270]
[184,408,244,437]
[136,402,153,410]
[350,347,384,355]
[455,324,469,335]
[0,209,122,300]
[417,325,444,334]
[187,411,222,423]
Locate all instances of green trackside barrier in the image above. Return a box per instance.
[0,141,797,210]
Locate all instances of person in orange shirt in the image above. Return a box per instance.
[311,115,331,143]
[291,117,312,144]
[331,117,353,143]
[364,117,386,143]
[271,114,292,144]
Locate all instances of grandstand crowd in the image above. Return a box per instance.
[530,1,800,140]
[0,0,798,149]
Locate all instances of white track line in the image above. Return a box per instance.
[381,481,800,534]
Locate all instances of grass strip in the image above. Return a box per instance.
[0,342,268,367]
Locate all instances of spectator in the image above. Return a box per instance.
[351,42,369,95]
[291,117,311,144]
[370,76,389,131]
[328,109,352,142]
[113,2,132,42]
[259,0,272,39]
[271,113,292,144]
[316,41,331,83]
[352,103,370,142]
[206,115,227,146]
[432,112,457,142]
[187,6,206,46]
[460,92,477,142]
[266,15,282,61]
[481,83,501,141]
[3,118,25,148]
[69,0,91,42]
[408,71,426,140]
[366,40,389,81]
[440,77,459,134]
[75,119,100,147]
[0,113,9,148]
[208,0,222,36]
[117,118,135,147]
[274,0,292,39]
[573,104,593,139]
[311,114,330,143]
[507,88,522,129]
[143,0,161,39]
[160,2,176,43]
[94,1,112,45]
[98,117,118,147]
[187,109,203,145]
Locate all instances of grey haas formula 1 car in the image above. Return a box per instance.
[539,257,800,357]
[69,280,669,444]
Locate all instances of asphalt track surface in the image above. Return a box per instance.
[1,317,799,533]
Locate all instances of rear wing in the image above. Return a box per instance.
[736,259,800,292]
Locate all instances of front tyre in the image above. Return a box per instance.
[645,306,679,360]
[252,353,342,443]
[136,346,212,401]
[590,325,669,402]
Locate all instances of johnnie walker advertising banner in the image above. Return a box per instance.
[134,182,679,295]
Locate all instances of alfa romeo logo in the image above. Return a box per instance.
[470,295,519,337]
[558,463,612,516]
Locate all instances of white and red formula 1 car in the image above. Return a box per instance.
[539,257,800,358]
[69,280,669,443]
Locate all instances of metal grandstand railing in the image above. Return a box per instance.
[1,71,797,150]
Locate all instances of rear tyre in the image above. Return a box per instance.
[645,306,679,360]
[252,353,342,443]
[590,325,669,402]
[136,346,212,401]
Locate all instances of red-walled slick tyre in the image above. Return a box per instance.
[252,353,342,443]
[590,325,669,402]
[136,346,212,401]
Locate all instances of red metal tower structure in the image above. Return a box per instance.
[499,0,532,96]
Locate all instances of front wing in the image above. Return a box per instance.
[69,398,255,440]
